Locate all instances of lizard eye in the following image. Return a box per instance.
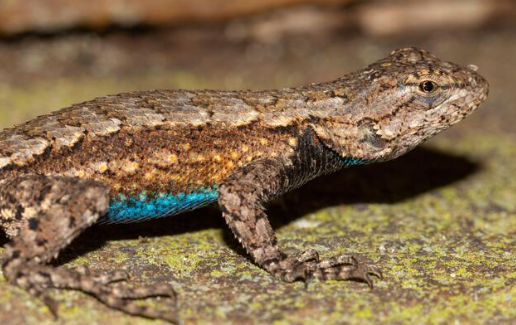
[419,80,438,93]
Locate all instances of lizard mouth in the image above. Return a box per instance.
[464,63,489,104]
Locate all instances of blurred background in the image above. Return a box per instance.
[1,1,516,325]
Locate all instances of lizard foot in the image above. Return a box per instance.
[276,250,383,288]
[5,263,180,323]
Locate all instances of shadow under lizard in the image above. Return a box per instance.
[0,47,489,322]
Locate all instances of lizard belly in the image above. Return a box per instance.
[102,187,218,224]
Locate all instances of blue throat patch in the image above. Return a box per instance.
[104,187,218,223]
[340,156,365,166]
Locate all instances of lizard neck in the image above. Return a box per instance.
[274,128,365,197]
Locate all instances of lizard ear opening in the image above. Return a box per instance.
[309,121,386,164]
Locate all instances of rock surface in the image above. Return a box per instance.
[0,26,515,325]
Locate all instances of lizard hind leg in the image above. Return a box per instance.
[0,175,178,323]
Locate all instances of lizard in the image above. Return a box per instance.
[0,47,488,323]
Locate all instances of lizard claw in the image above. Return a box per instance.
[41,293,60,320]
[367,264,384,280]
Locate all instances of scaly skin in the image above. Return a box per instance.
[0,48,488,323]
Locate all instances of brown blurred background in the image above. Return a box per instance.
[0,0,513,37]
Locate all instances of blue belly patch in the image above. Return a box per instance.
[103,187,218,223]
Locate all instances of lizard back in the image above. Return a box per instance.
[0,88,338,222]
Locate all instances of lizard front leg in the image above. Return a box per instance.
[218,158,382,286]
[0,175,178,323]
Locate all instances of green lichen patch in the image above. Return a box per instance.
[1,31,516,325]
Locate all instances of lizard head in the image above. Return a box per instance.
[312,47,489,164]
